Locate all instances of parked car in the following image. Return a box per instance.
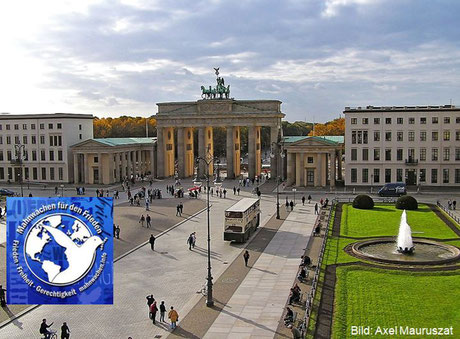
[0,188,15,196]
[378,183,406,197]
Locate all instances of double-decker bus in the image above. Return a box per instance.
[224,198,260,242]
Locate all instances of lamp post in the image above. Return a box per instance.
[270,127,285,219]
[13,143,26,197]
[195,148,217,307]
[60,184,65,197]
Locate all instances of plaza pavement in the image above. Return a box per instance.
[0,190,277,338]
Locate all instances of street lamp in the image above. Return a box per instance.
[270,127,285,219]
[292,188,296,205]
[195,147,219,307]
[60,184,65,197]
[13,143,26,197]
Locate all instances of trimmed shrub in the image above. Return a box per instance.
[396,195,418,210]
[352,194,374,209]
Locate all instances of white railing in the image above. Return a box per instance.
[437,201,460,224]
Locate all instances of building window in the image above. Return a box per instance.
[397,131,403,141]
[357,131,363,144]
[457,117,460,124]
[408,148,415,161]
[32,150,37,161]
[420,117,426,124]
[6,136,11,144]
[33,167,38,180]
[48,123,53,129]
[385,169,391,183]
[0,125,2,130]
[408,117,415,124]
[49,151,54,161]
[432,148,438,161]
[0,168,3,180]
[443,130,450,141]
[50,167,55,180]
[0,136,3,144]
[59,167,64,180]
[443,169,449,183]
[351,149,357,161]
[0,151,3,161]
[444,117,450,124]
[408,131,415,141]
[14,136,20,144]
[307,157,313,163]
[456,148,460,161]
[396,117,403,124]
[431,169,438,183]
[432,131,438,141]
[385,131,391,141]
[374,131,380,141]
[57,123,62,129]
[6,124,10,130]
[40,123,44,129]
[362,148,368,161]
[397,149,403,161]
[351,118,357,125]
[94,156,99,163]
[49,136,53,146]
[443,148,450,161]
[432,117,438,124]
[363,131,368,144]
[385,149,391,161]
[23,124,27,130]
[58,136,62,146]
[79,124,82,130]
[374,118,380,124]
[351,168,357,183]
[362,118,368,124]
[41,168,47,180]
[31,124,36,130]
[362,168,368,183]
[374,148,380,161]
[385,118,392,124]
[79,134,82,140]
[58,150,63,161]
[456,131,460,141]
[8,168,12,180]
[41,150,45,161]
[23,136,27,144]
[40,135,45,144]
[420,169,426,182]
[397,168,403,182]
[420,131,426,141]
[373,168,380,183]
[31,135,36,144]
[14,124,19,130]
[352,131,356,144]
[420,148,426,161]
[455,169,460,184]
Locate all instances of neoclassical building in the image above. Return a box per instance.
[284,136,344,187]
[71,138,156,184]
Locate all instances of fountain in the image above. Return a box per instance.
[396,210,414,254]
[348,210,460,265]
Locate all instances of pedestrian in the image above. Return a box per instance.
[179,202,183,215]
[314,203,319,215]
[54,186,58,195]
[447,199,452,210]
[223,189,227,198]
[168,306,179,330]
[243,250,250,267]
[61,322,71,339]
[187,234,194,250]
[146,294,154,317]
[159,301,166,322]
[308,195,312,203]
[146,214,152,228]
[453,200,457,210]
[237,187,240,195]
[233,186,236,195]
[0,285,6,307]
[145,199,150,211]
[0,206,2,219]
[288,324,302,339]
[29,193,33,197]
[115,225,120,239]
[40,319,54,339]
[320,198,323,206]
[150,299,158,324]
[302,196,305,205]
[285,200,289,211]
[176,204,181,216]
[290,200,294,211]
[192,232,196,248]
[139,215,145,227]
[149,234,156,251]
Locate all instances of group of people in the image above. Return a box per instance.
[139,214,152,228]
[113,225,121,239]
[146,295,179,330]
[39,319,70,339]
[301,195,312,205]
[74,187,85,195]
[176,203,184,216]
[232,186,241,195]
[186,232,196,250]
[447,199,457,210]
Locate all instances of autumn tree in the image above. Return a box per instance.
[308,118,344,136]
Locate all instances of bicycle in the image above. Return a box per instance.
[41,329,58,339]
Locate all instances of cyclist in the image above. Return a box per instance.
[39,319,54,339]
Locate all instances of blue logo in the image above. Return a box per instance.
[7,197,113,305]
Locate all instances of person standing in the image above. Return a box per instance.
[0,285,6,307]
[233,186,236,195]
[115,226,120,239]
[168,306,179,330]
[61,322,70,339]
[139,215,145,227]
[150,299,158,324]
[159,301,166,322]
[187,234,193,250]
[453,200,457,210]
[308,195,312,204]
[314,203,319,215]
[285,200,289,211]
[237,187,240,195]
[290,200,294,211]
[146,294,154,318]
[302,196,305,205]
[179,202,183,215]
[223,189,227,198]
[176,204,181,216]
[192,232,196,248]
[149,234,156,251]
[146,214,152,228]
[243,250,250,267]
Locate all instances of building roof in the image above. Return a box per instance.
[343,105,459,113]
[283,135,344,145]
[93,137,156,146]
[0,113,94,120]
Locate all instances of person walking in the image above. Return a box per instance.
[159,301,166,322]
[243,250,250,267]
[223,189,227,198]
[115,225,120,239]
[139,215,145,227]
[192,232,196,248]
[233,186,236,195]
[308,195,312,203]
[149,234,156,251]
[176,204,181,216]
[285,200,289,211]
[314,203,319,215]
[168,306,179,330]
[179,202,183,215]
[61,322,71,339]
[302,196,305,205]
[0,285,6,307]
[150,299,158,324]
[453,200,457,210]
[187,234,194,250]
[146,294,154,318]
[237,187,240,195]
[146,214,152,228]
[290,200,294,211]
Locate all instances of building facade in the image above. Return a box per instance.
[0,113,93,184]
[344,105,460,187]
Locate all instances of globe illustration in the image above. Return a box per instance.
[24,213,103,286]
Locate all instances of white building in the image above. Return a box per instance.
[344,105,460,187]
[0,113,93,184]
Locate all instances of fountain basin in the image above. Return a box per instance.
[348,238,460,265]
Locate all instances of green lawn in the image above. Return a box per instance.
[333,266,460,339]
[341,204,457,239]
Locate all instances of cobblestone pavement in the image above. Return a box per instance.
[0,191,276,338]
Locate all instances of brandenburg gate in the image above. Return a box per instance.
[154,69,285,180]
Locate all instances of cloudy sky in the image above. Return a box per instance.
[1,0,459,122]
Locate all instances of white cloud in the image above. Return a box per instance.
[322,0,380,17]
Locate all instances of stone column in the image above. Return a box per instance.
[337,149,343,180]
[286,152,294,186]
[177,127,185,178]
[295,153,304,186]
[121,152,127,180]
[226,126,234,179]
[233,127,241,177]
[108,153,114,184]
[73,153,79,184]
[156,126,164,178]
[83,153,90,184]
[315,153,322,187]
[198,127,206,178]
[270,126,279,179]
[150,148,156,178]
[248,126,256,179]
[330,151,336,187]
[321,154,327,187]
[184,127,194,177]
[114,152,120,182]
[136,150,141,176]
[97,152,102,184]
[127,151,132,179]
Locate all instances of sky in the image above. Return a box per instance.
[1,0,459,122]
